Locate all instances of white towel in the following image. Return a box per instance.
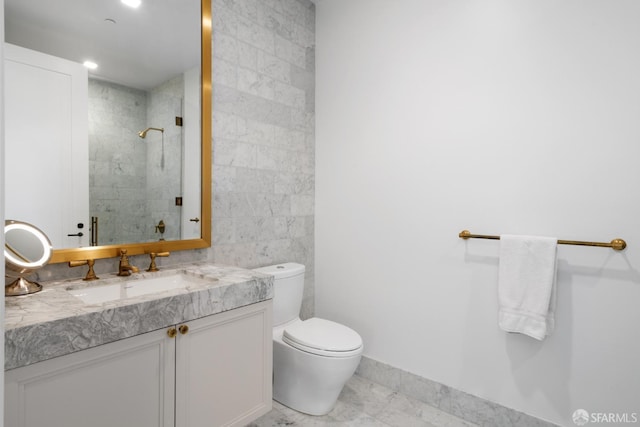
[498,235,558,340]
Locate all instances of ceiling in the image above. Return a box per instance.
[4,0,200,91]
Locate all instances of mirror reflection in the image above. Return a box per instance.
[4,0,202,249]
[6,227,47,262]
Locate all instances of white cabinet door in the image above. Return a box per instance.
[175,301,273,427]
[5,300,273,427]
[5,328,176,427]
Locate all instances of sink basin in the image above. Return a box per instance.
[67,273,206,304]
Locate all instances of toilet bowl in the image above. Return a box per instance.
[254,263,363,416]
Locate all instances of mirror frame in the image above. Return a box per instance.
[49,0,211,263]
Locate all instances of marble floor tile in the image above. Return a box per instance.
[248,375,479,427]
[338,374,398,417]
[382,392,477,427]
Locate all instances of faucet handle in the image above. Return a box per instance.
[117,249,139,276]
[147,252,170,272]
[68,259,99,281]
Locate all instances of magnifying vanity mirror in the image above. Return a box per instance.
[3,0,211,263]
[5,220,53,296]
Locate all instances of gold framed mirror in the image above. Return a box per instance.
[5,0,211,264]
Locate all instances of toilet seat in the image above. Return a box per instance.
[283,318,363,358]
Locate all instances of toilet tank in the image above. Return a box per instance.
[254,263,305,327]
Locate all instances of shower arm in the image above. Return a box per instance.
[138,127,164,138]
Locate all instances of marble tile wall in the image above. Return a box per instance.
[88,79,148,245]
[210,0,316,318]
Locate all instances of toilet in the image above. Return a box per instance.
[253,262,363,416]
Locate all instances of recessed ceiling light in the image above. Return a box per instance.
[121,0,141,8]
[83,61,98,70]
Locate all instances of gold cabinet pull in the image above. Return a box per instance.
[178,324,189,335]
[167,327,177,338]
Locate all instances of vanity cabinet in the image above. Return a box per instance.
[5,301,272,427]
[174,300,272,427]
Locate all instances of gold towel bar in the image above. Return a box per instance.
[459,230,627,251]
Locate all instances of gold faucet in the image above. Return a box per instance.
[117,250,139,276]
[147,252,170,272]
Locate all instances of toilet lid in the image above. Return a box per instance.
[283,318,363,356]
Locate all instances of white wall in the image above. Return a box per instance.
[1,0,6,423]
[316,1,640,425]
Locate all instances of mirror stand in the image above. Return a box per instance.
[5,220,53,296]
[5,277,43,297]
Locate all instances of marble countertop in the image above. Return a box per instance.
[5,263,273,371]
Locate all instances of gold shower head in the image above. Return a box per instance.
[138,127,164,138]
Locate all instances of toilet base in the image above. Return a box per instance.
[273,336,362,416]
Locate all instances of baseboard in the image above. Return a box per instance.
[356,356,560,427]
